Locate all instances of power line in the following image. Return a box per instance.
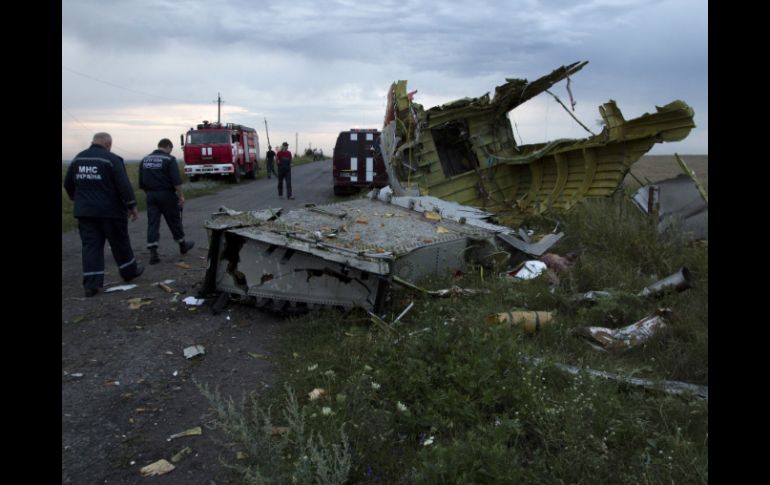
[62,65,200,105]
[62,108,90,130]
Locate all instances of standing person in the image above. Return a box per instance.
[138,138,195,265]
[265,145,277,179]
[276,141,294,199]
[64,132,144,297]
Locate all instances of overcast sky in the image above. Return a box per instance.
[62,0,707,161]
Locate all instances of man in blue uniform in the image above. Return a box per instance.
[138,138,195,265]
[64,132,144,297]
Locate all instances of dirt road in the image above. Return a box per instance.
[62,160,337,484]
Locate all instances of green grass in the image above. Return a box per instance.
[62,157,323,232]
[201,191,708,483]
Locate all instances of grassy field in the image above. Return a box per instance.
[201,160,708,483]
[61,156,318,232]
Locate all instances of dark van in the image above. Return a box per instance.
[332,128,388,195]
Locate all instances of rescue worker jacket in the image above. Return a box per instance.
[138,149,182,192]
[64,144,137,219]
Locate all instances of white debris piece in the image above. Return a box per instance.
[183,296,205,306]
[105,284,138,293]
[511,261,547,280]
[183,345,206,359]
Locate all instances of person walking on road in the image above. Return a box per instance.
[276,141,294,199]
[265,145,277,179]
[64,132,144,297]
[138,138,194,265]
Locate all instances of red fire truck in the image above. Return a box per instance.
[181,120,260,183]
[332,128,388,195]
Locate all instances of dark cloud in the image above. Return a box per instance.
[62,0,707,158]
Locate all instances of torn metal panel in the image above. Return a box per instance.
[381,62,696,225]
[571,309,671,352]
[631,174,708,240]
[202,197,540,312]
[497,233,563,257]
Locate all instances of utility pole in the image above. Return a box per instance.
[263,118,271,147]
[295,132,298,155]
[214,93,225,124]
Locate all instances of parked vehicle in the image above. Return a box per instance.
[332,128,388,195]
[181,120,260,183]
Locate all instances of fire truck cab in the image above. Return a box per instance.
[181,121,260,183]
[332,128,388,195]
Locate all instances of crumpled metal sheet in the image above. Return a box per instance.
[631,174,708,240]
[381,62,696,224]
[571,309,671,351]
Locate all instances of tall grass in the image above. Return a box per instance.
[201,191,707,483]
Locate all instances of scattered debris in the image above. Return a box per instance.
[308,388,326,401]
[631,174,707,240]
[154,282,175,293]
[271,426,289,435]
[70,373,84,378]
[540,252,577,273]
[485,311,554,334]
[248,352,270,360]
[139,459,175,477]
[638,267,694,297]
[127,297,153,310]
[175,262,192,269]
[506,261,547,280]
[571,308,671,351]
[573,290,613,303]
[183,296,205,306]
[183,345,206,359]
[523,355,707,400]
[105,284,138,293]
[170,446,192,463]
[393,276,489,298]
[168,426,202,441]
[392,302,414,324]
[497,232,564,257]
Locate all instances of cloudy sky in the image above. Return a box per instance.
[62,0,707,161]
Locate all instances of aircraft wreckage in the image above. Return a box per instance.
[382,61,695,224]
[201,62,696,312]
[202,192,562,313]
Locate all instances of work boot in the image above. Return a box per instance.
[124,262,144,282]
[149,248,160,265]
[180,240,195,255]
